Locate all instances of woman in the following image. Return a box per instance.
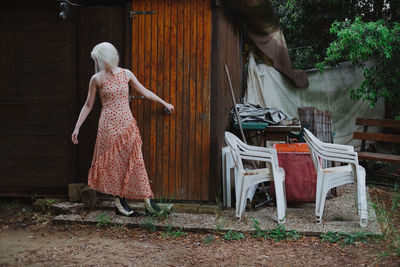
[71,42,174,216]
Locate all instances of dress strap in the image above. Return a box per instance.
[121,68,128,83]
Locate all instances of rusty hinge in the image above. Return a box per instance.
[129,11,155,17]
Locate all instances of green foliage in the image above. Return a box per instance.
[95,212,112,227]
[251,217,300,241]
[320,231,377,245]
[203,235,215,244]
[139,216,157,232]
[372,184,400,237]
[317,18,400,107]
[147,197,173,220]
[371,184,400,263]
[270,0,399,70]
[223,230,245,241]
[161,226,188,239]
[215,218,227,235]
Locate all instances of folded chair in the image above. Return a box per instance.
[224,131,287,222]
[303,128,368,227]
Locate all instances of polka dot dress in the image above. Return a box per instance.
[88,68,153,200]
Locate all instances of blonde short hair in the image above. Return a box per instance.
[90,42,119,73]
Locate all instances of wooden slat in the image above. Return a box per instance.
[149,0,158,195]
[174,0,184,199]
[358,152,400,163]
[356,117,400,128]
[180,0,191,199]
[0,175,68,187]
[201,0,212,200]
[187,0,197,200]
[194,0,204,200]
[353,132,400,143]
[136,0,145,143]
[168,0,178,198]
[130,0,139,116]
[143,0,152,186]
[155,0,165,197]
[162,0,172,197]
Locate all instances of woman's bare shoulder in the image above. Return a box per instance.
[123,68,134,76]
[90,72,103,86]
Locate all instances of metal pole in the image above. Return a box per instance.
[224,64,247,144]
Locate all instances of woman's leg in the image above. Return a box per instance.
[144,197,161,214]
[114,196,141,217]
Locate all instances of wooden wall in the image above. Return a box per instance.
[0,0,130,197]
[209,2,242,201]
[0,0,78,196]
[0,0,241,201]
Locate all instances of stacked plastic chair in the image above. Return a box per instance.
[224,131,287,223]
[303,128,368,227]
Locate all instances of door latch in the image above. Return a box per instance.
[129,95,145,101]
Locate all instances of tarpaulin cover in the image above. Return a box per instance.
[219,0,309,88]
[230,103,290,125]
[245,52,385,148]
[273,143,317,203]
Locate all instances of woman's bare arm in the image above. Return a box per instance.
[71,75,100,144]
[126,69,174,113]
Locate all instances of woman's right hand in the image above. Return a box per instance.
[71,128,79,144]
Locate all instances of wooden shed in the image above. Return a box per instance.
[0,0,242,201]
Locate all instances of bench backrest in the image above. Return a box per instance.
[353,118,400,144]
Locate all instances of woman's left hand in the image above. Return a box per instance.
[164,103,174,114]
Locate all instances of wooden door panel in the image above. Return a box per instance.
[131,0,211,200]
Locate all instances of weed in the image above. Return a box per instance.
[250,217,300,242]
[215,196,224,217]
[223,230,245,241]
[95,212,112,227]
[147,196,174,220]
[45,199,57,205]
[215,218,227,235]
[371,184,400,237]
[203,235,215,244]
[161,227,188,239]
[140,216,157,232]
[370,184,400,264]
[320,231,377,245]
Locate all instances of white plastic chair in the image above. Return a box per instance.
[303,128,368,227]
[222,146,258,208]
[224,132,287,222]
[222,146,235,208]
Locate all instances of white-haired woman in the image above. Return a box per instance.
[71,42,174,216]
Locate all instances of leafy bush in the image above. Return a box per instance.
[161,227,188,239]
[251,217,300,241]
[95,212,112,227]
[321,231,377,245]
[223,230,245,241]
[317,18,400,108]
[371,184,400,263]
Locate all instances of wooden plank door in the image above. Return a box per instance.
[131,0,211,200]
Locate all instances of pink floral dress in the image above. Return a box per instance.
[88,68,153,199]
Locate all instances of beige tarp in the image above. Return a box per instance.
[245,53,385,147]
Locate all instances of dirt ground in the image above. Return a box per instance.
[0,186,399,267]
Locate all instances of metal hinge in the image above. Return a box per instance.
[129,11,155,17]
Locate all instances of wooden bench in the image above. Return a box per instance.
[353,118,400,163]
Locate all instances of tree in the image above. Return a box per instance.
[271,0,399,69]
[316,18,400,108]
